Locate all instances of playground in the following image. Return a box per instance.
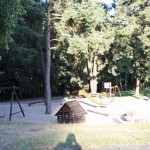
[0,90,150,124]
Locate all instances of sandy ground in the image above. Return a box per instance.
[0,96,150,124]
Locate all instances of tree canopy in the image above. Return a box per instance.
[0,0,149,99]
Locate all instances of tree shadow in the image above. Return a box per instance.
[56,133,82,150]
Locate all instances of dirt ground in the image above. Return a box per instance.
[0,96,150,124]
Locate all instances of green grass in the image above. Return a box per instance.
[100,89,150,98]
[0,121,150,150]
[117,89,150,97]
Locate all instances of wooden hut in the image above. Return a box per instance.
[55,100,87,123]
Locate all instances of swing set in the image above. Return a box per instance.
[104,82,122,97]
[0,86,25,121]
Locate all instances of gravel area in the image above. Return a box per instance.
[0,96,150,124]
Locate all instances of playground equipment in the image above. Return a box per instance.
[104,82,122,97]
[0,89,5,118]
[78,90,107,107]
[87,109,109,116]
[0,86,25,121]
[29,99,46,106]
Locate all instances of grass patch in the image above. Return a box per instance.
[0,121,150,150]
[117,89,150,97]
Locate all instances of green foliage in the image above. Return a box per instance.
[54,0,114,92]
[0,0,149,98]
[0,0,24,49]
[0,0,47,97]
[108,0,150,90]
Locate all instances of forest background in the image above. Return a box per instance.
[0,0,150,100]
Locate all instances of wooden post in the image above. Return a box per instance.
[9,87,25,121]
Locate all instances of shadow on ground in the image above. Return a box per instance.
[55,133,82,150]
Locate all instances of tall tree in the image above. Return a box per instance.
[56,0,114,93]
[45,0,51,114]
[114,0,150,95]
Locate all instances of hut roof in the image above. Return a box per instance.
[55,100,87,118]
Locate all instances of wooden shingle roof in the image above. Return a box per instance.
[55,100,87,117]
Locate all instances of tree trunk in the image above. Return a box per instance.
[136,77,140,95]
[119,75,123,90]
[87,47,98,94]
[45,1,51,114]
[40,48,46,100]
[135,62,140,95]
[90,78,97,93]
[90,53,98,93]
[125,73,127,90]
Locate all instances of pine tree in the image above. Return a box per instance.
[114,0,150,95]
[55,0,114,93]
